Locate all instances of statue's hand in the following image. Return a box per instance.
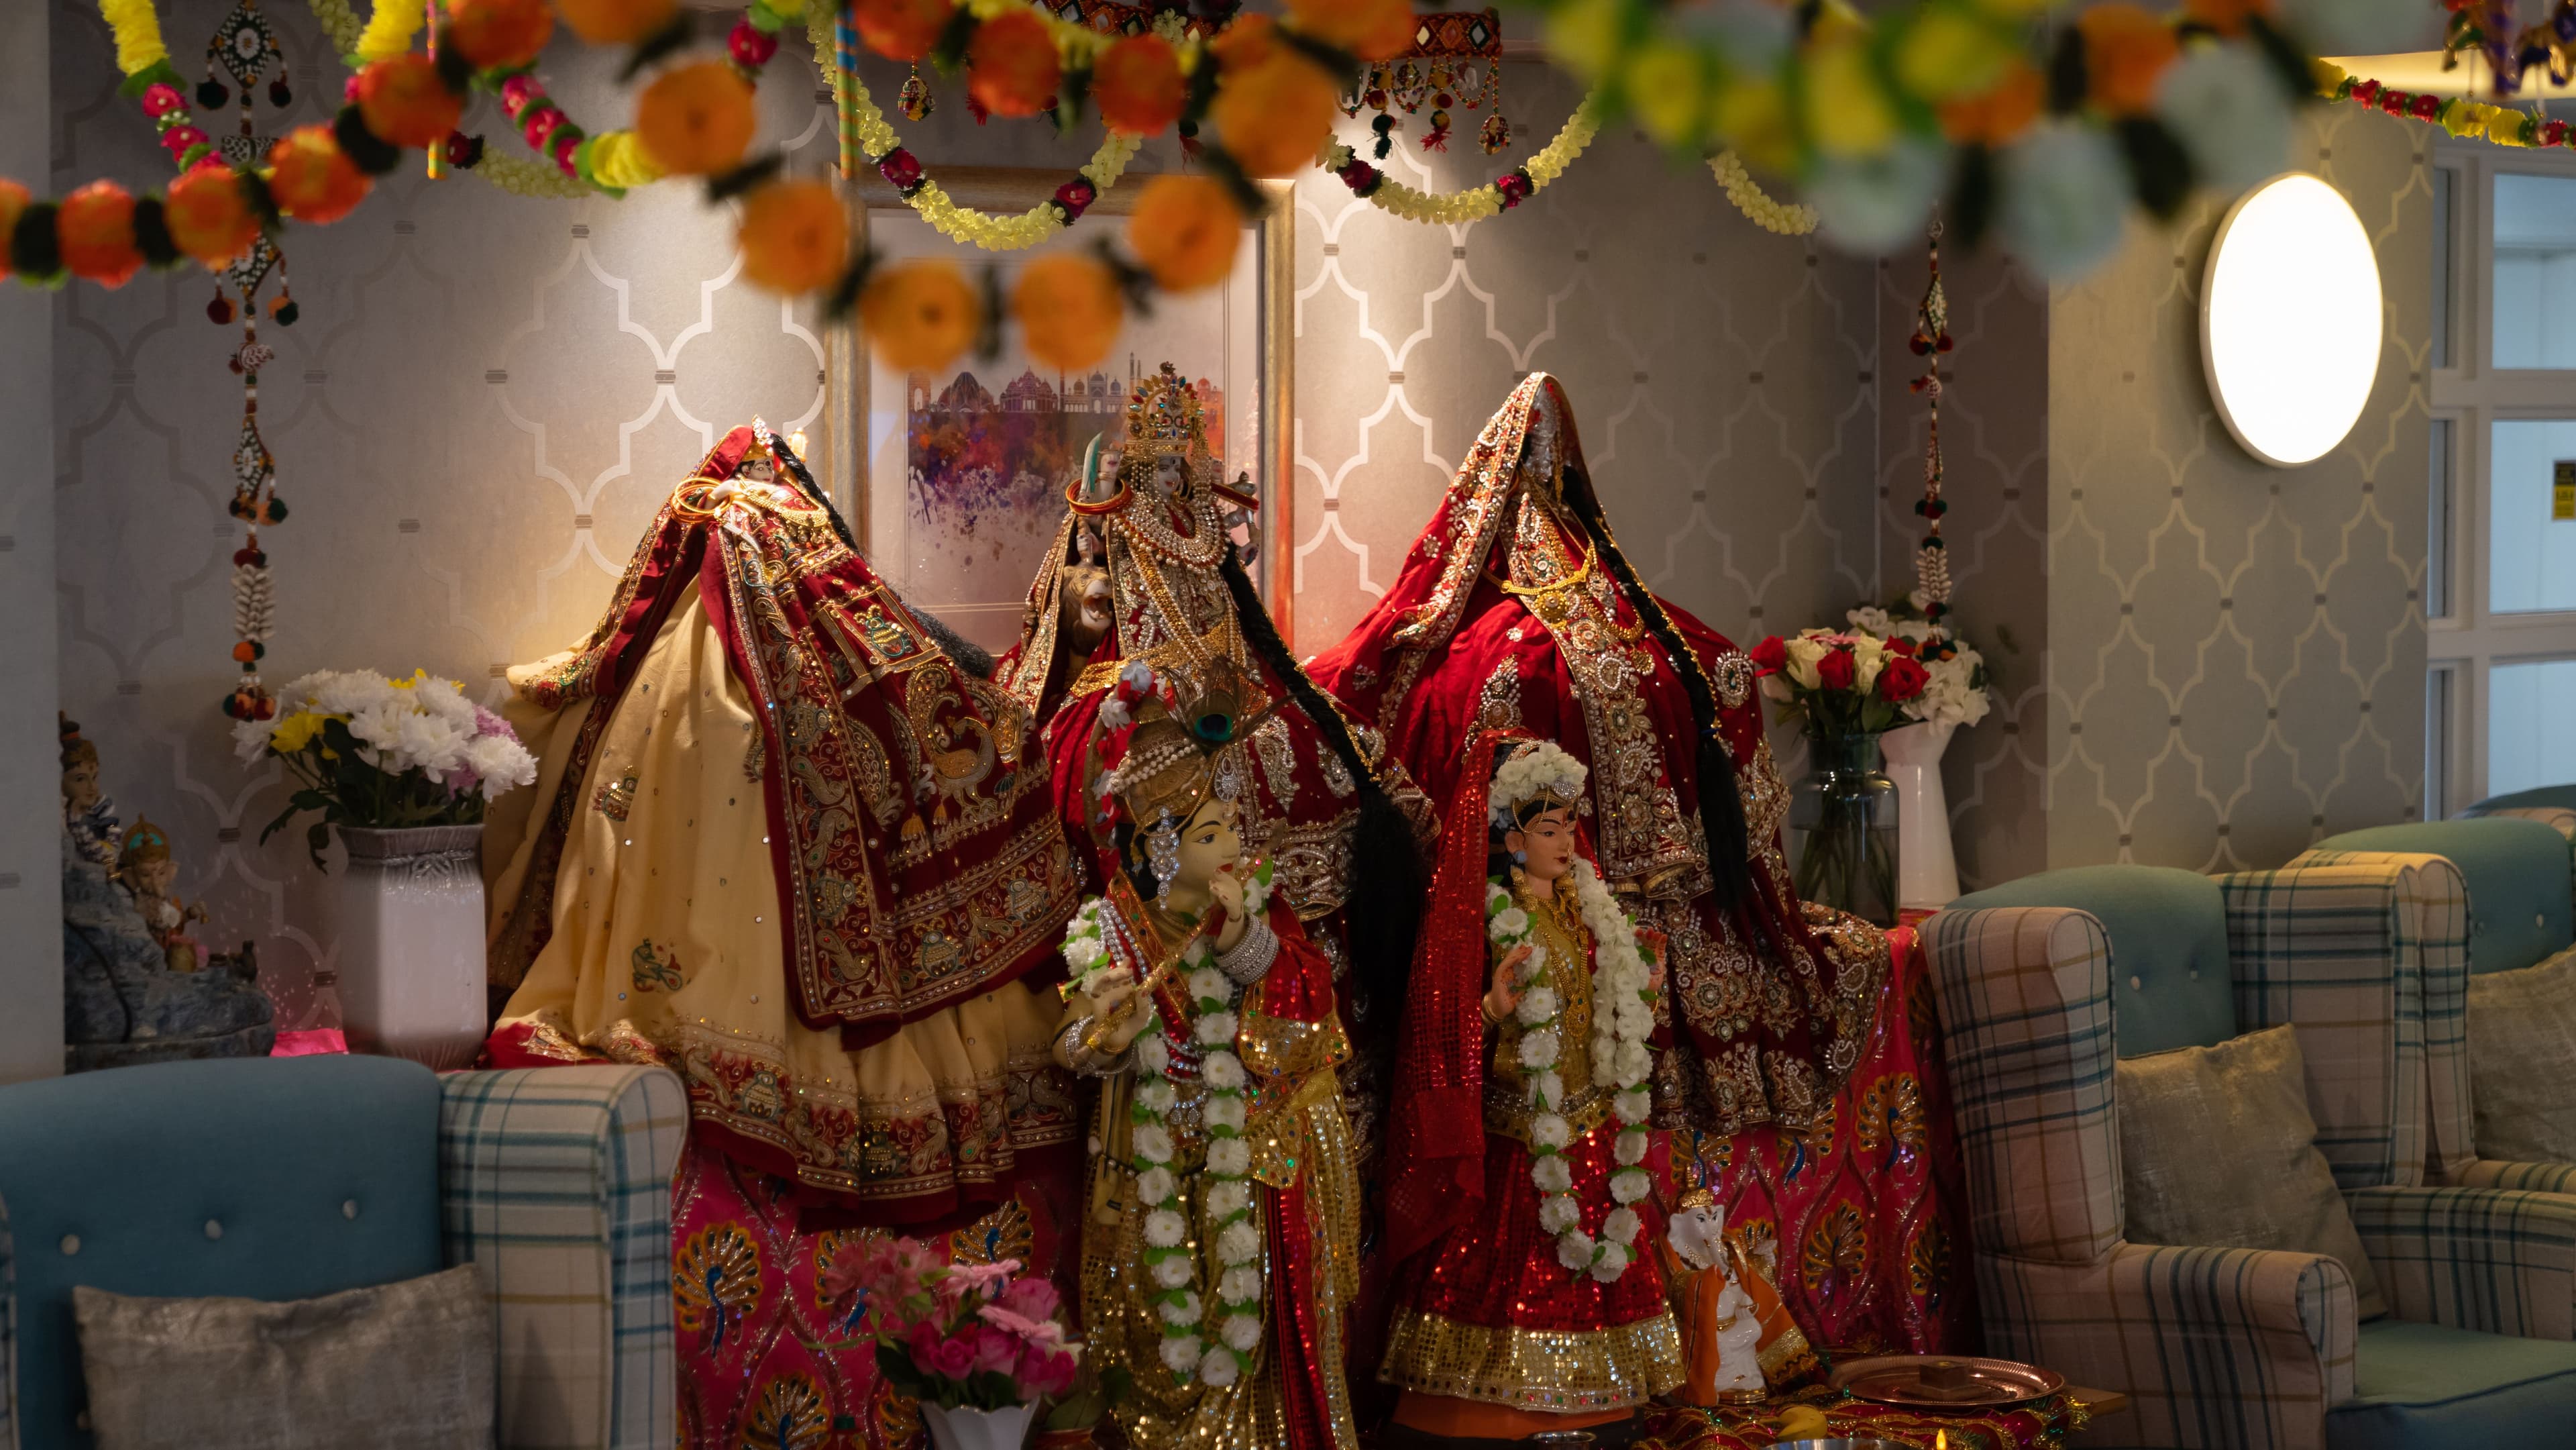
[1208,870,1248,952]
[1093,990,1155,1055]
[1484,945,1532,1025]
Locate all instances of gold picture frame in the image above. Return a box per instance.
[824,169,1297,650]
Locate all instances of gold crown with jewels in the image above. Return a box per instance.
[1126,362,1209,459]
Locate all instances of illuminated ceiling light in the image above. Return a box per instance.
[2200,171,2383,468]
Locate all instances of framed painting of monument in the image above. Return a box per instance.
[839,169,1293,654]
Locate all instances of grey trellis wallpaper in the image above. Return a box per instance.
[37,0,2433,1046]
[2044,105,2430,871]
[51,0,839,1032]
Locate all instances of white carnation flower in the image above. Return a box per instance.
[1591,1032,1617,1086]
[1517,1029,1560,1071]
[1533,1072,1565,1107]
[1160,1333,1202,1374]
[1615,1041,1653,1087]
[1136,1036,1171,1074]
[1538,1196,1582,1234]
[1151,1255,1195,1290]
[1204,1094,1247,1131]
[1615,1129,1650,1166]
[1097,697,1130,729]
[1221,1313,1263,1353]
[1587,1241,1631,1283]
[1159,1290,1203,1326]
[231,715,281,763]
[1531,1154,1574,1194]
[1136,1080,1177,1115]
[1144,1208,1187,1247]
[1609,1168,1653,1205]
[1555,1229,1597,1273]
[1516,986,1558,1026]
[1603,1206,1642,1246]
[1206,1137,1252,1177]
[1216,1219,1262,1265]
[1523,945,1548,977]
[1613,999,1653,1037]
[1529,1113,1571,1151]
[1220,1265,1261,1302]
[1064,936,1103,969]
[1195,1011,1238,1047]
[1615,1088,1652,1122]
[1206,1180,1251,1221]
[1489,907,1528,940]
[1197,1346,1240,1388]
[1202,1051,1246,1091]
[464,732,537,793]
[1136,1166,1175,1206]
[1132,1124,1175,1165]
[1187,967,1229,1004]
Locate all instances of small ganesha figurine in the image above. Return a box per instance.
[116,817,211,975]
[1658,1187,1813,1406]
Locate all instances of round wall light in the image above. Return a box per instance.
[2200,172,2383,468]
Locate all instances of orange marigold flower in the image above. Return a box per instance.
[861,259,982,374]
[0,179,28,281]
[1013,253,1123,372]
[268,125,372,225]
[2077,3,2178,116]
[1094,35,1186,137]
[739,178,849,295]
[1213,51,1338,178]
[164,162,260,267]
[447,0,556,72]
[1209,13,1278,72]
[1286,0,1411,62]
[968,11,1061,119]
[853,0,956,64]
[637,61,757,176]
[1127,173,1242,292]
[1937,56,2043,147]
[555,0,678,46]
[356,54,464,151]
[58,180,142,289]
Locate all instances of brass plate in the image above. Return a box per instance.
[1828,1354,2068,1410]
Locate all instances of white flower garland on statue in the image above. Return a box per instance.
[1484,743,1656,1285]
[1063,860,1275,1384]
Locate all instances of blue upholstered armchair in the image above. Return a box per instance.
[2298,816,2576,1194]
[1927,861,2576,1449]
[0,1056,683,1450]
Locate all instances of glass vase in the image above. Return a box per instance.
[1785,730,1899,927]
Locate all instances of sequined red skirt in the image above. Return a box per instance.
[1379,1122,1681,1411]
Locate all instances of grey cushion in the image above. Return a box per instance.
[73,1262,494,1450]
[2116,1023,2389,1318]
[2469,946,2576,1165]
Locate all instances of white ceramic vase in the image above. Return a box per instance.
[920,1402,1037,1450]
[1880,720,1962,912]
[331,824,487,1070]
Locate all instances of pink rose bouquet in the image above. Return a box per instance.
[825,1236,1083,1411]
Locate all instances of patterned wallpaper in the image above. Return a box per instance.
[2045,105,2431,872]
[51,0,839,1032]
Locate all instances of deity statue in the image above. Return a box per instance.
[1377,733,1680,1441]
[59,718,273,1071]
[115,816,210,974]
[1657,1189,1811,1406]
[479,425,1087,1446]
[999,363,1430,1133]
[1309,372,1887,1141]
[1055,662,1362,1450]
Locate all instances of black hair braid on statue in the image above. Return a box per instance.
[1216,543,1425,1016]
[768,434,859,555]
[1562,467,1753,914]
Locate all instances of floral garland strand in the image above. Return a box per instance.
[1322,93,1600,223]
[822,5,1140,251]
[1907,227,1954,634]
[1711,149,1817,237]
[2318,62,2576,151]
[1059,861,1275,1386]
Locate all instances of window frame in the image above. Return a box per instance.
[2428,138,2576,806]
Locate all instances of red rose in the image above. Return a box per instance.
[926,1332,977,1381]
[1748,635,1788,675]
[1879,655,1930,703]
[1816,648,1857,691]
[1886,635,1919,657]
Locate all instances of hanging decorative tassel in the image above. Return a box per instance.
[1907,221,1955,638]
[900,63,934,121]
[1343,12,1503,162]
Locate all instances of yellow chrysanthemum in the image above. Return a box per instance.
[270,711,336,754]
[1805,36,1897,158]
[1894,7,2010,103]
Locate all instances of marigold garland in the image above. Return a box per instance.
[1711,149,1818,236]
[2318,62,2576,152]
[353,0,427,64]
[1322,92,1599,223]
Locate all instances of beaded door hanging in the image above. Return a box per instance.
[203,0,295,723]
[1343,8,1509,156]
[1907,225,1953,638]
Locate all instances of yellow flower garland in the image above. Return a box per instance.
[99,0,166,75]
[812,1,1144,252]
[1711,150,1817,236]
[354,0,427,64]
[1325,94,1601,224]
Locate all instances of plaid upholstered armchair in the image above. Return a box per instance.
[1926,861,2576,1449]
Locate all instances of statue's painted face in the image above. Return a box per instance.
[63,761,98,810]
[1152,455,1187,500]
[1666,1201,1726,1268]
[1175,796,1242,895]
[1505,803,1579,882]
[131,856,176,895]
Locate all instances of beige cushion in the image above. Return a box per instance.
[2470,945,2576,1163]
[2116,1023,2388,1318]
[73,1262,494,1450]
